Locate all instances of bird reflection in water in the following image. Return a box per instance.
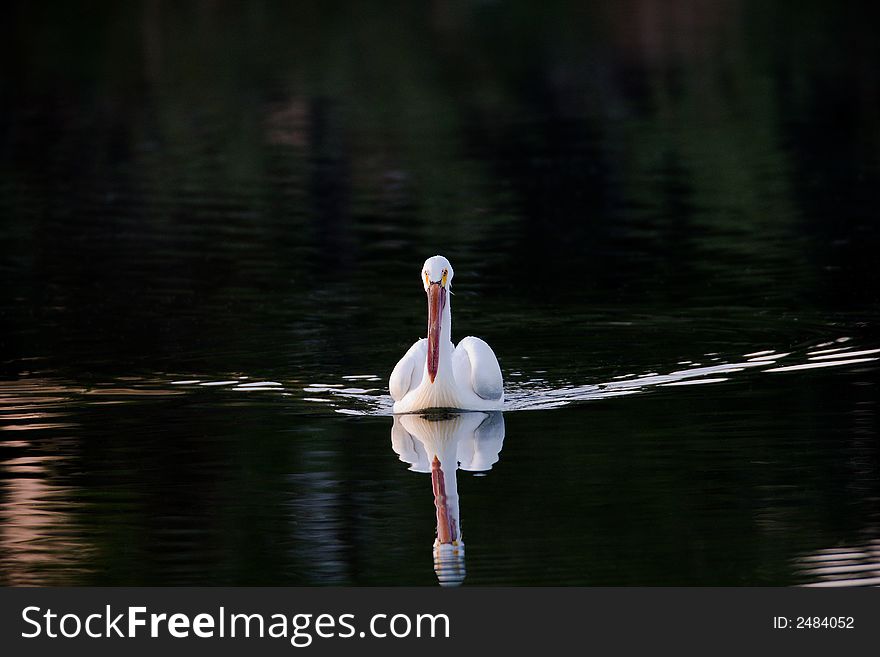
[391,411,505,586]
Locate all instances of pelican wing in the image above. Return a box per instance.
[390,415,431,471]
[389,338,427,401]
[453,336,504,402]
[459,411,506,472]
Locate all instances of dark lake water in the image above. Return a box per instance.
[1,2,879,586]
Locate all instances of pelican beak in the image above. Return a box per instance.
[427,282,446,383]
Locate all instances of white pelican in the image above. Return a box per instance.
[390,255,504,413]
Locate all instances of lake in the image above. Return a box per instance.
[1,1,878,586]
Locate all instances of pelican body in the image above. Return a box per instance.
[390,256,504,413]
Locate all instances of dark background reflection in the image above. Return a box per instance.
[0,1,878,585]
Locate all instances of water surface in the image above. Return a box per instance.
[1,1,878,586]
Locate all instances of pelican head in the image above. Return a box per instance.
[421,255,454,292]
[422,255,454,383]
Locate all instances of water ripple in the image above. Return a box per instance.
[247,336,877,415]
[2,337,875,419]
[798,539,880,587]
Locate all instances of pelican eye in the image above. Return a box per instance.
[424,271,429,286]
[441,270,448,287]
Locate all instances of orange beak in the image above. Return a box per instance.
[427,283,446,383]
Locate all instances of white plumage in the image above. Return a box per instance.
[390,255,504,413]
